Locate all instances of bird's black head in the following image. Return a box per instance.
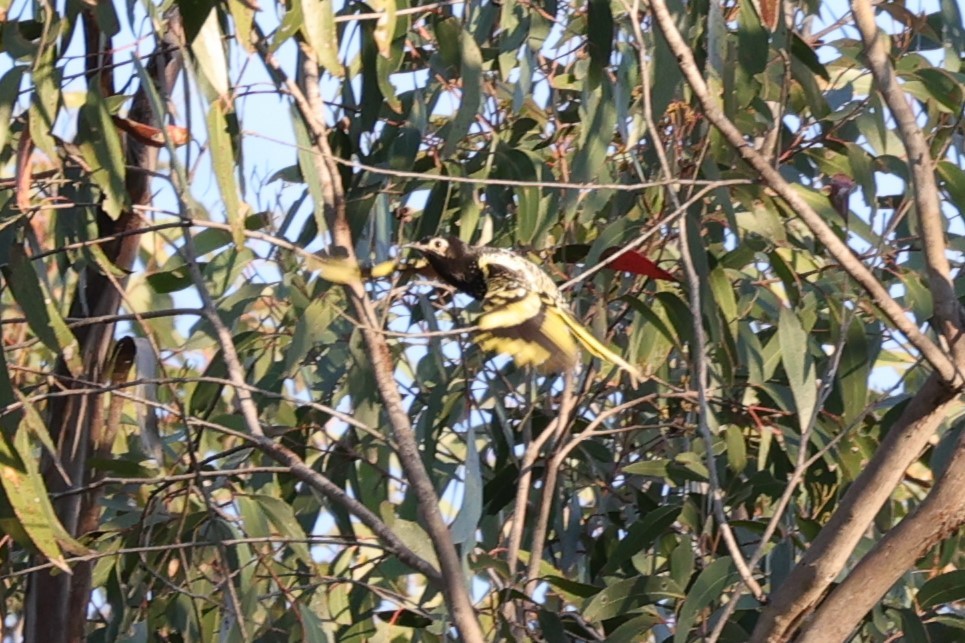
[405,236,469,260]
[404,236,485,298]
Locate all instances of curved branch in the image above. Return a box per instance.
[647,0,960,387]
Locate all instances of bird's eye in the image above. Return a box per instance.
[433,239,444,249]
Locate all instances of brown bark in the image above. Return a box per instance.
[751,375,959,641]
[796,430,965,642]
[23,12,184,643]
[263,44,486,642]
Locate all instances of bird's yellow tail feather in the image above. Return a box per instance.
[552,309,644,384]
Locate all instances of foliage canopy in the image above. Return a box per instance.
[0,0,964,641]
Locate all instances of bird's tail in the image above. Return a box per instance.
[553,309,645,385]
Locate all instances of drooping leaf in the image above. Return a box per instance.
[2,244,81,375]
[299,0,343,77]
[207,102,245,246]
[77,88,128,219]
[673,557,738,643]
[779,307,817,434]
[441,28,482,159]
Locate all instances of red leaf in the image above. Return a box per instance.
[601,247,677,281]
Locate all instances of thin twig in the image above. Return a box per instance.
[627,0,765,602]
[524,370,578,592]
[255,26,484,640]
[247,130,749,193]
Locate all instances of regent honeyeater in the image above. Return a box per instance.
[406,236,643,382]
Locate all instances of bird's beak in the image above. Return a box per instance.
[402,241,427,253]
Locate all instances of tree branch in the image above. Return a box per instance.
[628,0,763,602]
[851,0,961,346]
[751,375,959,641]
[647,0,961,387]
[253,32,485,642]
[645,2,965,639]
[524,371,578,592]
[796,430,965,642]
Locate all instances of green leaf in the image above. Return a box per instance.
[603,505,681,573]
[300,607,330,642]
[583,575,684,622]
[0,67,25,154]
[237,495,273,542]
[2,244,81,375]
[292,104,329,237]
[542,575,600,602]
[206,102,245,246]
[779,307,816,434]
[441,28,482,159]
[228,0,256,52]
[903,68,964,113]
[15,391,61,464]
[586,0,613,84]
[190,6,229,98]
[284,292,339,375]
[670,534,695,588]
[835,317,870,424]
[0,426,87,571]
[623,459,670,477]
[917,570,965,609]
[892,607,929,643]
[709,264,738,340]
[77,88,128,219]
[252,494,313,565]
[737,0,768,75]
[449,425,482,545]
[674,557,737,643]
[568,83,616,221]
[29,37,60,162]
[790,31,829,81]
[385,517,440,570]
[299,0,343,77]
[938,160,965,214]
[606,611,664,642]
[498,149,541,244]
[189,353,229,419]
[725,425,747,473]
[672,452,710,482]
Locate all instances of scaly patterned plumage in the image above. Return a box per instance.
[405,236,643,382]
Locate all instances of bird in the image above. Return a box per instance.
[405,236,644,382]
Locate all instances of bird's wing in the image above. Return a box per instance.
[475,250,643,382]
[475,283,579,372]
